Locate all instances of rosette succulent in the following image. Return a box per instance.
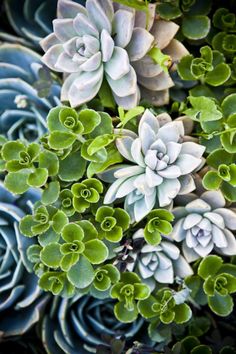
[0,43,60,141]
[42,295,144,354]
[1,0,85,49]
[0,183,48,337]
[171,190,236,262]
[40,0,188,109]
[101,109,205,222]
[127,229,193,290]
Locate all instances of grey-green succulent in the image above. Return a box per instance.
[40,0,188,109]
[101,109,205,222]
[171,190,236,262]
[127,229,193,290]
[0,183,48,337]
[0,43,60,141]
[42,295,144,353]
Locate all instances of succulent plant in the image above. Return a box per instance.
[171,190,236,262]
[0,43,60,141]
[41,295,145,354]
[40,0,188,109]
[0,182,49,337]
[186,255,236,317]
[0,0,86,49]
[138,287,192,325]
[127,229,193,290]
[110,271,150,323]
[101,109,205,222]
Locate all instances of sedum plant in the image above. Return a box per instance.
[186,255,236,317]
[110,272,150,323]
[40,0,188,109]
[171,190,236,262]
[203,149,236,202]
[0,44,60,141]
[101,109,205,222]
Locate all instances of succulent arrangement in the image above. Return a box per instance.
[0,0,236,353]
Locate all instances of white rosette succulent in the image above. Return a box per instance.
[127,229,193,290]
[40,0,188,109]
[101,109,205,222]
[171,191,236,262]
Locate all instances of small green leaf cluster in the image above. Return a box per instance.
[203,149,236,201]
[111,272,151,323]
[157,0,211,40]
[185,255,236,317]
[144,209,174,246]
[211,8,236,83]
[178,46,231,87]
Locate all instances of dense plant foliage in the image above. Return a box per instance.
[0,0,236,353]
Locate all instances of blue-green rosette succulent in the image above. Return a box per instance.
[0,43,60,141]
[0,183,49,337]
[40,0,188,109]
[41,295,144,354]
[100,109,205,222]
[1,0,86,49]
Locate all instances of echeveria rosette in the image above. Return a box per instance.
[0,43,60,141]
[127,229,193,290]
[71,178,103,213]
[1,0,86,49]
[101,109,205,222]
[40,0,188,109]
[0,183,49,337]
[95,206,130,243]
[41,295,145,354]
[186,255,236,317]
[171,190,236,262]
[111,272,150,323]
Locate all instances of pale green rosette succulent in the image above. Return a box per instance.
[101,110,205,222]
[127,229,193,291]
[40,0,188,109]
[171,191,236,262]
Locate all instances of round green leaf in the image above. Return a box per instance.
[182,16,210,40]
[198,256,223,279]
[39,150,59,176]
[208,293,233,316]
[48,131,76,149]
[59,151,86,182]
[174,303,192,324]
[42,181,60,205]
[27,168,48,188]
[222,94,236,118]
[83,239,108,264]
[2,141,25,161]
[52,210,68,234]
[78,109,101,134]
[221,182,236,202]
[205,63,231,86]
[40,242,62,268]
[47,106,66,132]
[202,171,222,190]
[67,255,94,288]
[19,215,36,237]
[4,171,29,194]
[114,301,138,323]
